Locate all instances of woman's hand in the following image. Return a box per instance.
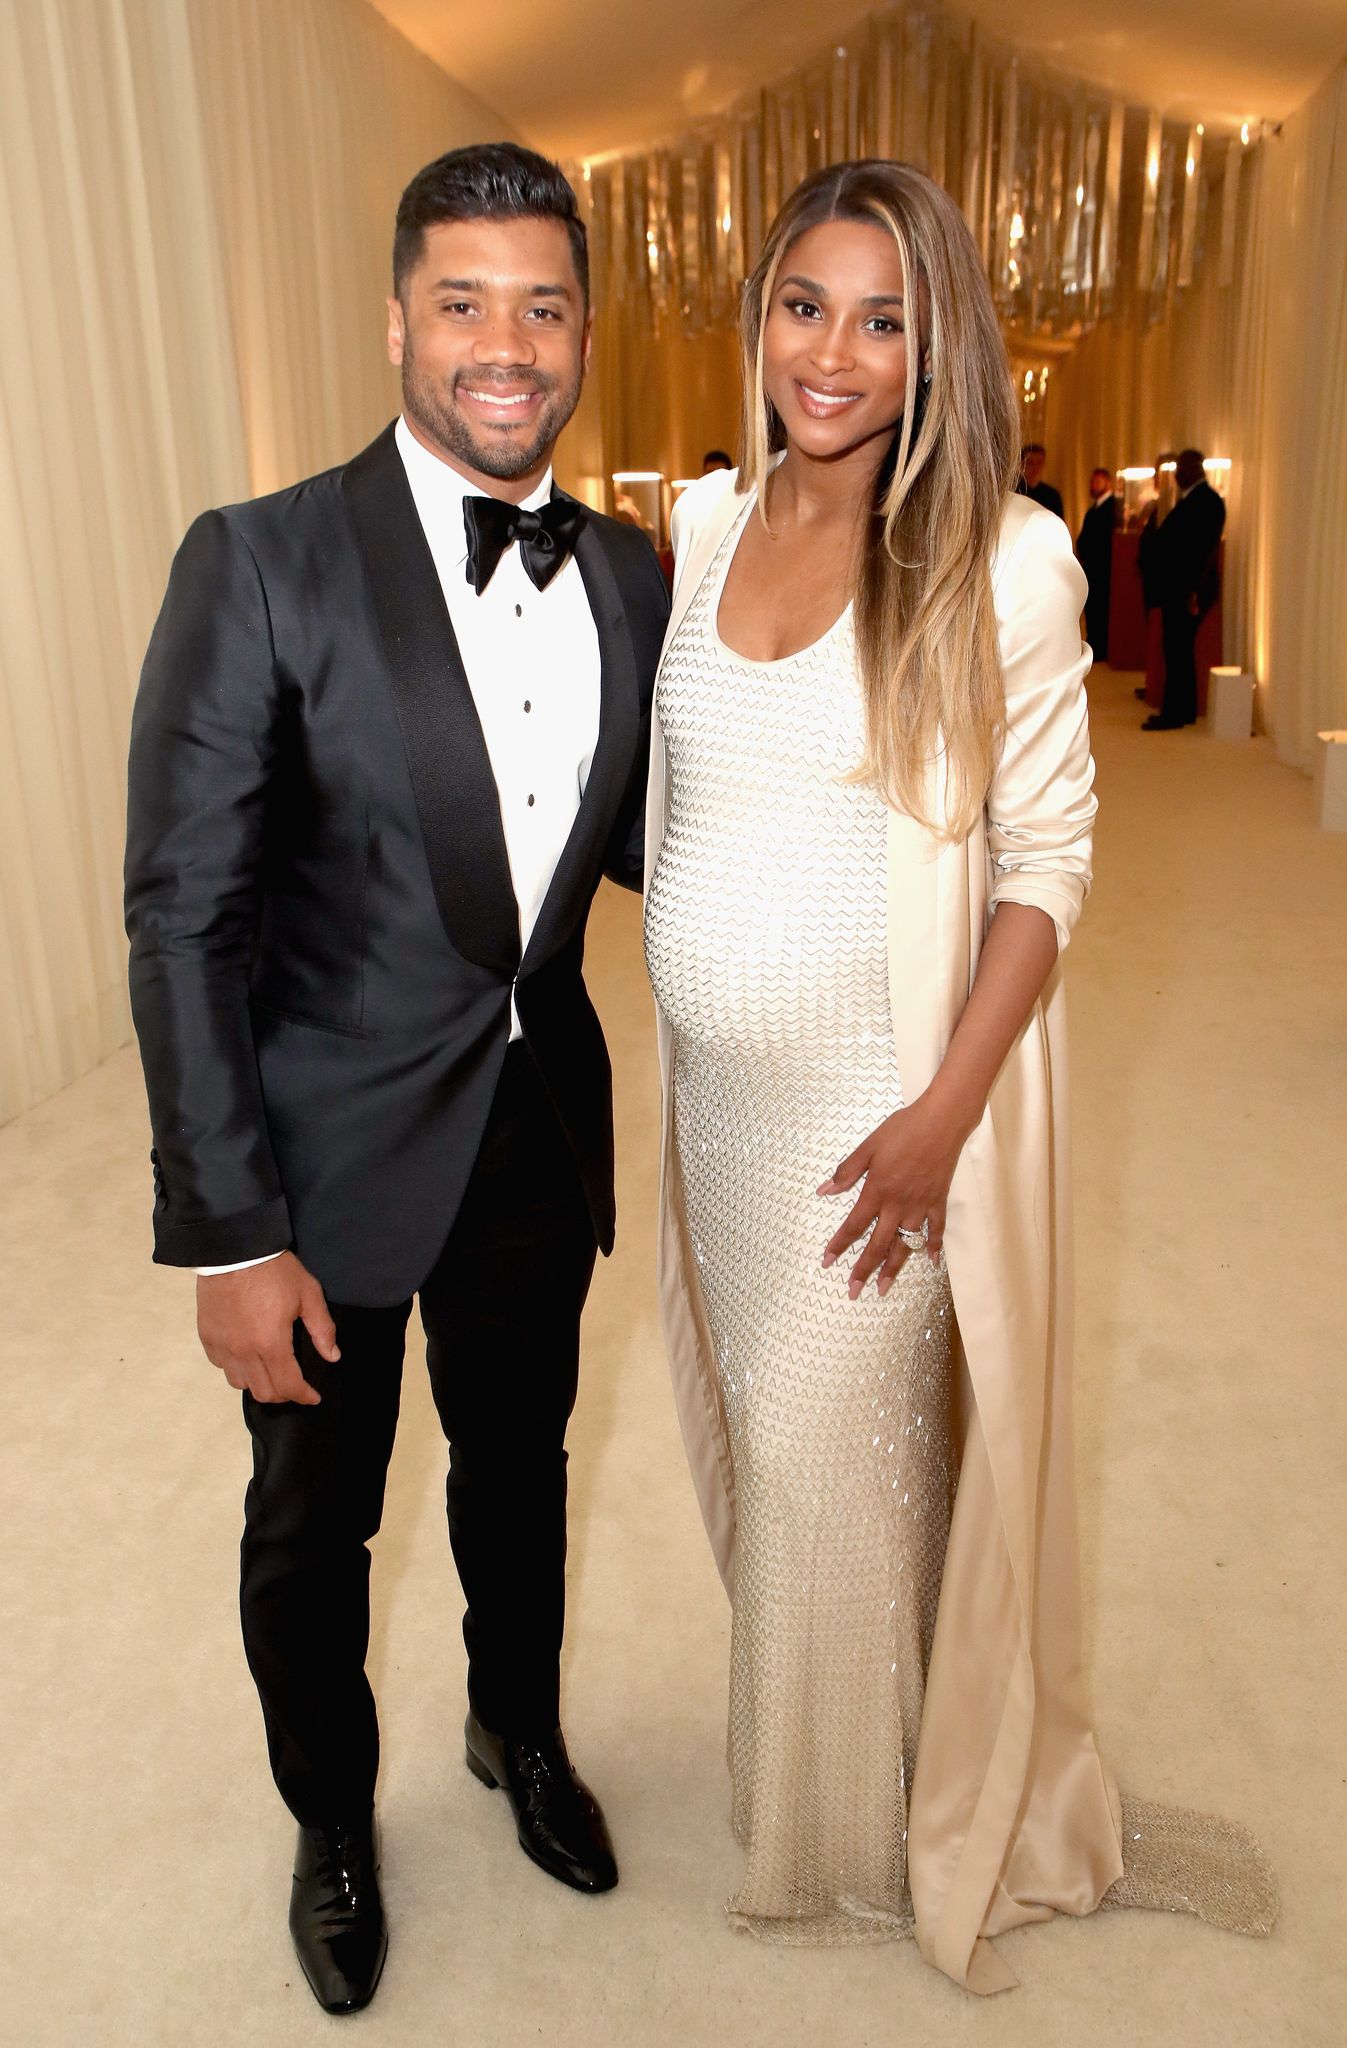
[817,1092,973,1298]
[817,906,1060,1299]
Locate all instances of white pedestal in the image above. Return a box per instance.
[1206,666,1254,741]
[1314,731,1347,832]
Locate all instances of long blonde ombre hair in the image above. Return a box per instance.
[739,161,1019,839]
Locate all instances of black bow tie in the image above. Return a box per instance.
[463,492,584,595]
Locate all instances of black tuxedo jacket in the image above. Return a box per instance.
[1016,477,1065,520]
[1149,481,1226,611]
[125,423,669,1303]
[1075,493,1118,585]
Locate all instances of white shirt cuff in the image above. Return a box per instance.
[196,1252,286,1276]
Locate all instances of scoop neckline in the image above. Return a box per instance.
[709,494,853,670]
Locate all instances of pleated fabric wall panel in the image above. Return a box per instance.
[0,0,509,1123]
[0,0,248,1122]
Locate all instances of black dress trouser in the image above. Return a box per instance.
[1160,598,1200,725]
[238,1042,599,1826]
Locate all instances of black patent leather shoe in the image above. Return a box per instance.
[289,1817,388,2014]
[464,1712,618,1894]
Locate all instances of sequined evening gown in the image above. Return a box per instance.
[644,499,1279,1954]
[645,503,954,1942]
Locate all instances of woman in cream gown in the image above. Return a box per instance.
[643,162,1275,1995]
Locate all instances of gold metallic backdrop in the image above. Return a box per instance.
[566,3,1258,349]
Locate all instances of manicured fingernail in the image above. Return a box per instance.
[821,1252,835,1268]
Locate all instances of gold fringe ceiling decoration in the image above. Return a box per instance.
[568,2,1266,346]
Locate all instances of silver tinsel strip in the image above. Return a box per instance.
[564,0,1262,345]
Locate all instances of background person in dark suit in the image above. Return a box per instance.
[1075,466,1118,662]
[1016,441,1064,519]
[124,143,669,2015]
[1141,447,1226,729]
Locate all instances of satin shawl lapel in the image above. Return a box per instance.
[521,504,638,971]
[341,424,519,979]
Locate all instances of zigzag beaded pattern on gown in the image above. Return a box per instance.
[645,500,1279,1953]
[645,505,957,1942]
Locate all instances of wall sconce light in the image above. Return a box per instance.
[611,470,667,545]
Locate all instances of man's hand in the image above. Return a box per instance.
[196,1252,339,1405]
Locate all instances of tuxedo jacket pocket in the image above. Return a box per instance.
[249,997,375,1041]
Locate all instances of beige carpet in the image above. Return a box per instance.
[3,666,1344,2046]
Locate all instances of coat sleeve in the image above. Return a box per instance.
[124,510,293,1267]
[986,506,1098,953]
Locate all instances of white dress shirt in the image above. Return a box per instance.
[393,415,601,1000]
[198,416,602,1275]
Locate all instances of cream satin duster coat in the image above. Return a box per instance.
[643,466,1126,1996]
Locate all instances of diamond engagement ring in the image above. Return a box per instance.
[897,1222,929,1252]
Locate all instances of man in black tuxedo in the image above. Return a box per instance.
[125,144,669,2014]
[1015,442,1065,519]
[1075,466,1118,662]
[1141,447,1226,729]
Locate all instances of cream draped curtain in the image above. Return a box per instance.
[1229,58,1347,767]
[0,0,248,1124]
[0,0,509,1124]
[1047,59,1347,763]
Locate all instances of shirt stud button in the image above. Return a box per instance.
[515,603,522,617]
[524,700,531,713]
[527,793,535,807]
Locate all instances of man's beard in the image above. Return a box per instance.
[400,337,582,483]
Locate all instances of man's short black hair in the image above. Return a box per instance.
[1021,442,1046,458]
[393,142,588,303]
[702,449,733,470]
